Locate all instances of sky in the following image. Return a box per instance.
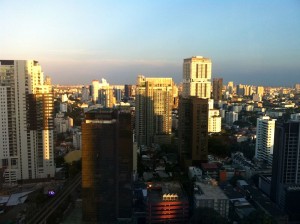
[0,0,299,86]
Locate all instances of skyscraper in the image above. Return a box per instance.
[179,56,211,168]
[82,109,133,223]
[135,75,174,146]
[182,56,212,99]
[255,116,276,165]
[212,78,223,102]
[271,120,300,222]
[0,60,55,182]
[178,97,209,167]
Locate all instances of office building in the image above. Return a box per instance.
[178,97,209,167]
[208,109,222,133]
[182,56,211,98]
[227,81,234,94]
[225,111,238,125]
[194,181,229,218]
[255,116,276,165]
[0,60,54,183]
[146,182,189,223]
[135,75,174,146]
[212,78,223,102]
[82,109,133,223]
[271,121,300,222]
[90,79,109,103]
[256,86,264,96]
[98,86,115,108]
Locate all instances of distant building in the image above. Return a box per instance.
[124,84,133,99]
[213,78,223,102]
[225,111,238,125]
[98,86,115,108]
[255,116,276,165]
[146,182,189,223]
[82,109,133,223]
[182,56,211,98]
[72,131,82,150]
[208,109,221,133]
[256,86,264,96]
[54,112,73,133]
[135,75,174,146]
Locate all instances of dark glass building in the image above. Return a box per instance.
[271,120,300,222]
[82,109,133,223]
[178,96,209,168]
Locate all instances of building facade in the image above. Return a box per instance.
[212,78,223,102]
[255,116,276,165]
[182,56,211,99]
[178,97,209,167]
[82,109,133,223]
[0,60,55,182]
[271,121,300,222]
[135,75,174,146]
[146,182,189,223]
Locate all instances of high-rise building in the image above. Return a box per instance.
[255,116,276,165]
[82,109,133,223]
[124,84,133,99]
[271,121,300,222]
[178,97,209,167]
[0,60,55,183]
[208,109,222,133]
[98,86,115,108]
[256,86,264,96]
[135,75,174,146]
[182,56,211,98]
[225,111,238,125]
[227,81,234,94]
[213,78,223,102]
[90,79,109,103]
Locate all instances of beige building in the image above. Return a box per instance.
[135,75,174,146]
[208,109,222,133]
[255,116,276,165]
[182,56,212,98]
[0,60,55,182]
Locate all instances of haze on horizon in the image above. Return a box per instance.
[0,0,299,86]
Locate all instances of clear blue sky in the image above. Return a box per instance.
[1,0,299,86]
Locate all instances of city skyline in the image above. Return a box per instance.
[1,0,299,86]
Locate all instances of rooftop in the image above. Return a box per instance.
[147,182,188,203]
[194,182,228,201]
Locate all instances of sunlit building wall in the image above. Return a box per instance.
[182,56,211,99]
[135,75,174,146]
[0,60,55,182]
[255,116,276,165]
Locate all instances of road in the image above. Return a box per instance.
[26,173,81,224]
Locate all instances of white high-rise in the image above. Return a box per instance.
[255,116,276,165]
[0,60,55,183]
[182,56,212,98]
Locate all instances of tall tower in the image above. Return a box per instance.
[212,78,223,102]
[182,56,211,98]
[178,97,209,167]
[179,56,211,168]
[255,116,276,165]
[0,60,54,182]
[271,121,300,221]
[135,75,173,146]
[82,109,133,223]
